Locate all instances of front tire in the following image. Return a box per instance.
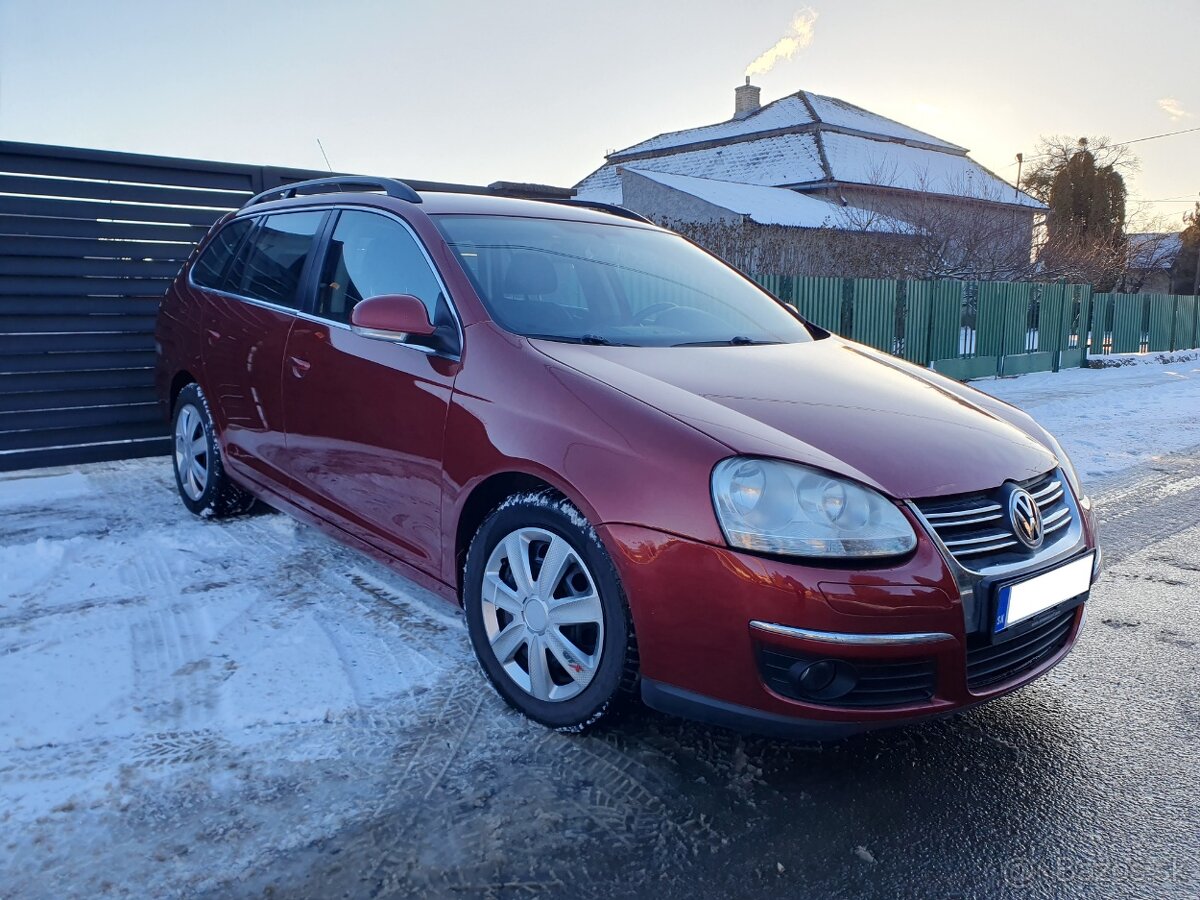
[171,383,256,518]
[463,492,637,732]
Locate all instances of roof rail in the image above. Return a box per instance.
[242,175,422,209]
[551,198,653,224]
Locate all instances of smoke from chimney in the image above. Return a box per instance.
[744,8,819,78]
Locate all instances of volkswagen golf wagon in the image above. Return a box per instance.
[155,176,1100,738]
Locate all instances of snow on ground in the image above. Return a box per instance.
[973,356,1200,483]
[0,461,492,896]
[1,358,1198,895]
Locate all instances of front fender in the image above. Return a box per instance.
[441,324,733,583]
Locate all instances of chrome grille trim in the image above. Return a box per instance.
[953,538,1021,557]
[905,468,1090,636]
[911,470,1078,571]
[928,511,1004,528]
[1042,507,1070,528]
[1031,479,1062,501]
[924,503,1001,522]
[943,531,1017,549]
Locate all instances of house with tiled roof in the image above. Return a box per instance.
[575,81,1044,278]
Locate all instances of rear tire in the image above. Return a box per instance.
[171,383,256,519]
[463,492,638,732]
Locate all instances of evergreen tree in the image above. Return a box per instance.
[1169,203,1200,295]
[1023,137,1131,286]
[1045,139,1127,246]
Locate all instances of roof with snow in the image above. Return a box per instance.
[621,168,911,233]
[1128,232,1183,270]
[575,88,1044,211]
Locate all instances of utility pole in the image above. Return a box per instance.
[1193,206,1200,298]
[1188,192,1199,298]
[1015,153,1023,199]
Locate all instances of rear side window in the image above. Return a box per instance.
[316,210,445,323]
[226,211,325,309]
[191,217,253,290]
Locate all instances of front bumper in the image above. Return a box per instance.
[599,520,1092,739]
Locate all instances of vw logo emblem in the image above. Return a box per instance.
[1008,487,1044,549]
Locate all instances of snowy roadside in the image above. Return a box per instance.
[1086,349,1199,368]
[972,357,1200,483]
[1,358,1198,896]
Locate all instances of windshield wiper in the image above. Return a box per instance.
[671,336,783,347]
[580,334,617,345]
[523,333,633,347]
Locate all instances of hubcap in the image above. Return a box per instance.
[522,599,549,633]
[481,527,604,702]
[174,403,209,501]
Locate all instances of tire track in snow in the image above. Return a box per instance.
[128,603,222,731]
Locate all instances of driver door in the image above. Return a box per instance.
[280,209,460,573]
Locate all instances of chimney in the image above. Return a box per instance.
[733,77,761,120]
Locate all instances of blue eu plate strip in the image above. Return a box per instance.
[994,586,1012,633]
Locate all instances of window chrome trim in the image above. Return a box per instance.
[185,204,464,359]
[749,621,954,646]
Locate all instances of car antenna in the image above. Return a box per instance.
[314,138,344,194]
[315,137,337,176]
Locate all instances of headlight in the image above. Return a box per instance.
[711,458,917,559]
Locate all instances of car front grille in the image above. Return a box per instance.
[758,648,937,708]
[913,470,1073,570]
[966,607,1076,691]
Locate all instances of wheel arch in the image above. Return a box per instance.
[169,369,199,415]
[452,469,594,603]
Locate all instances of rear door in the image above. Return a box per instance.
[280,208,460,573]
[199,209,327,490]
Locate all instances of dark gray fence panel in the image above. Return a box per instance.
[0,141,333,472]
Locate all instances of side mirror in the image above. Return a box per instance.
[350,294,436,342]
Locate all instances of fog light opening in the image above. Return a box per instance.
[789,659,859,701]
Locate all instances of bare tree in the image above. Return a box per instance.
[840,163,1043,281]
[663,218,915,279]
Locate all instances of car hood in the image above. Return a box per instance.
[529,337,1057,499]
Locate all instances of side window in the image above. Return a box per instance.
[317,210,445,323]
[226,211,325,309]
[191,217,253,290]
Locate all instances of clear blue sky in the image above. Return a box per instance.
[0,0,1195,227]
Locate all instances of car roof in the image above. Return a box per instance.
[233,188,656,229]
[415,191,650,226]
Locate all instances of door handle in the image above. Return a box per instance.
[289,356,312,378]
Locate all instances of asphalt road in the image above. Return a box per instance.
[227,450,1200,900]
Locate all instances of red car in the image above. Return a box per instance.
[155,176,1100,738]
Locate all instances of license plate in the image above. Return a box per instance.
[995,553,1095,632]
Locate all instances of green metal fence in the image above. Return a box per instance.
[1089,292,1199,357]
[752,275,1200,380]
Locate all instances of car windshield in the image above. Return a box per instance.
[433,215,813,347]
